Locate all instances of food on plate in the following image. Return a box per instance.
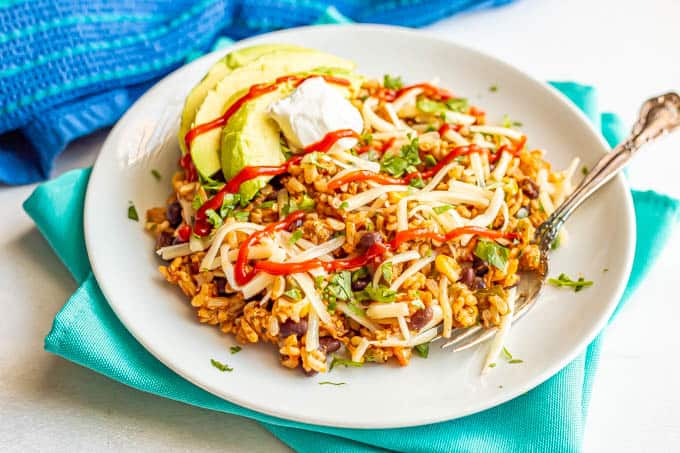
[146,44,580,375]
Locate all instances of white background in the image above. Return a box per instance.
[1,0,679,451]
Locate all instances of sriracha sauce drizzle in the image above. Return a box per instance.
[193,129,359,237]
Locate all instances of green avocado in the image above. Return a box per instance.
[221,69,363,202]
[178,44,310,154]
[189,50,356,179]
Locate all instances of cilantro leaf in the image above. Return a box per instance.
[324,271,353,302]
[127,202,139,221]
[283,288,302,301]
[329,356,364,371]
[205,209,223,228]
[433,205,453,215]
[548,273,594,292]
[151,169,161,181]
[289,229,303,245]
[383,74,403,90]
[355,285,396,303]
[414,342,430,358]
[210,359,233,372]
[380,262,393,283]
[473,239,509,272]
[318,381,346,386]
[230,346,242,354]
[381,137,421,177]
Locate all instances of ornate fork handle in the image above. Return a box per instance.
[535,92,680,249]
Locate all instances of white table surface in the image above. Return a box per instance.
[2,0,679,451]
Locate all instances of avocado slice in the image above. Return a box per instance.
[221,69,363,202]
[178,44,311,154]
[189,50,356,179]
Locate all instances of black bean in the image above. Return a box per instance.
[166,201,182,228]
[473,277,487,290]
[351,276,371,291]
[270,176,284,190]
[287,218,303,232]
[319,337,341,354]
[278,318,308,338]
[407,306,433,331]
[357,232,382,252]
[472,256,489,276]
[155,232,174,251]
[460,267,475,287]
[214,277,228,296]
[520,178,540,199]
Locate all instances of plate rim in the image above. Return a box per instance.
[83,24,636,429]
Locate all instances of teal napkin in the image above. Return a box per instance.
[24,83,679,453]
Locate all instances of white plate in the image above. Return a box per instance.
[84,25,635,429]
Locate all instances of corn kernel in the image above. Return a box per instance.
[435,255,461,283]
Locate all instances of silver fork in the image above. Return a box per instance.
[440,92,680,352]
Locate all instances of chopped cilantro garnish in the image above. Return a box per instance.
[319,381,346,386]
[210,359,233,372]
[502,114,523,128]
[381,137,421,177]
[339,201,349,210]
[408,176,425,189]
[232,210,250,222]
[299,194,316,211]
[502,347,513,360]
[259,200,275,209]
[509,359,524,364]
[489,85,498,92]
[230,346,242,354]
[433,205,453,215]
[192,194,204,210]
[289,229,303,244]
[329,356,364,371]
[199,174,226,193]
[327,299,337,312]
[355,284,396,303]
[424,154,437,167]
[205,209,223,228]
[380,262,393,283]
[324,271,353,303]
[425,125,437,133]
[219,193,240,217]
[360,132,373,145]
[417,97,469,114]
[548,273,594,292]
[151,169,161,181]
[127,202,139,221]
[365,149,379,162]
[383,74,403,90]
[283,288,302,301]
[414,342,430,358]
[488,362,497,368]
[314,275,325,289]
[603,268,609,272]
[474,239,509,272]
[582,166,589,176]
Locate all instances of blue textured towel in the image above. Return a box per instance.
[0,0,511,184]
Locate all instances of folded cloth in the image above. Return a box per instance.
[0,0,512,185]
[23,82,680,452]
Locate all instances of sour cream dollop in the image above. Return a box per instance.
[268,77,363,150]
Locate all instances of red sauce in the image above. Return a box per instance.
[254,242,388,276]
[193,129,360,236]
[176,224,191,242]
[437,123,462,137]
[239,220,516,283]
[234,211,306,286]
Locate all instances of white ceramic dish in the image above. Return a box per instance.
[84,25,635,429]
